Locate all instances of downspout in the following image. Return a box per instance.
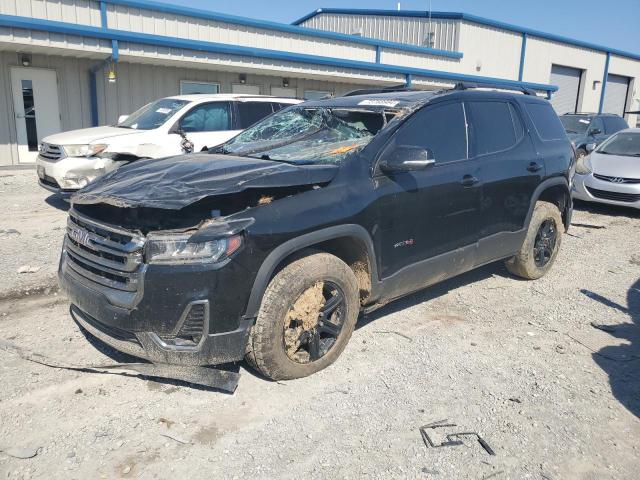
[405,73,412,88]
[598,51,611,114]
[518,33,527,82]
[90,1,117,127]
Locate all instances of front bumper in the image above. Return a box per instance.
[572,173,640,209]
[36,154,118,194]
[58,213,255,366]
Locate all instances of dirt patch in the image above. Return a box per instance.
[285,281,325,331]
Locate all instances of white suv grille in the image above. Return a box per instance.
[39,143,65,161]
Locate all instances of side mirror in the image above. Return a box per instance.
[117,114,129,124]
[585,143,596,153]
[588,128,602,136]
[379,145,435,173]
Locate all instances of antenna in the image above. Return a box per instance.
[427,0,434,47]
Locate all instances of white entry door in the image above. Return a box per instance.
[11,67,61,163]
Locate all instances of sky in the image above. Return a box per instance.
[153,0,639,54]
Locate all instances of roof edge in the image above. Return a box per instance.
[292,8,640,61]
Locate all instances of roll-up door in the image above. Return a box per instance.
[549,65,582,114]
[603,74,630,116]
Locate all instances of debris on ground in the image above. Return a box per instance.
[16,265,41,274]
[1,446,40,459]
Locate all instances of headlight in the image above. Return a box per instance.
[145,233,243,265]
[575,154,592,175]
[63,144,108,157]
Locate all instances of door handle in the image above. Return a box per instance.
[461,175,479,187]
[527,162,542,173]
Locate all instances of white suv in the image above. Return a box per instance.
[36,94,300,195]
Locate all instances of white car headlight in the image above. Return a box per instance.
[575,154,592,175]
[145,233,243,265]
[63,144,108,157]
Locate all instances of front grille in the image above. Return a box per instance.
[39,143,64,161]
[593,173,640,184]
[64,211,145,293]
[586,186,640,203]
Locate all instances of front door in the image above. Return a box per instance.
[10,67,61,163]
[374,101,482,289]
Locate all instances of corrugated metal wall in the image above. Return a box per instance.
[106,4,377,62]
[0,0,102,26]
[299,13,459,51]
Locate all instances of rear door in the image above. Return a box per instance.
[375,100,482,282]
[236,101,276,130]
[466,98,541,262]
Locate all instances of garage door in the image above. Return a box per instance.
[549,65,582,114]
[603,74,630,116]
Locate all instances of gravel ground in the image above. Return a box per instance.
[0,173,639,479]
[0,169,67,299]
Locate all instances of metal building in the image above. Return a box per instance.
[0,1,638,166]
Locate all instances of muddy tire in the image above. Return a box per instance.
[505,201,563,280]
[245,252,360,380]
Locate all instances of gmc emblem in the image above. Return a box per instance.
[69,228,93,248]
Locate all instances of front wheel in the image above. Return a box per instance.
[245,252,360,380]
[505,201,563,280]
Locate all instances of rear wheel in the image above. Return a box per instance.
[245,252,360,380]
[505,201,563,280]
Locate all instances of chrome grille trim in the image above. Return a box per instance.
[39,143,65,161]
[64,209,145,293]
[593,173,640,184]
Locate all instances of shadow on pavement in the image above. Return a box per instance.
[45,193,70,212]
[573,199,640,219]
[581,279,640,418]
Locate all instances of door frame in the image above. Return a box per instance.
[9,66,62,164]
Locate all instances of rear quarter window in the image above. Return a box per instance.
[524,102,567,141]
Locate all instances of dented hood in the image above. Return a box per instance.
[72,153,339,209]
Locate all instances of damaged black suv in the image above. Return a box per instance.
[59,83,574,380]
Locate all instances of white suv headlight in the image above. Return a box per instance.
[575,154,592,175]
[145,233,243,265]
[63,144,108,157]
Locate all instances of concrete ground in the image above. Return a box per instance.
[0,170,639,479]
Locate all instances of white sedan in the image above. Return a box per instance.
[36,94,300,195]
[572,128,640,209]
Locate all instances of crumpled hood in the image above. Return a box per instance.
[43,126,141,145]
[72,153,339,209]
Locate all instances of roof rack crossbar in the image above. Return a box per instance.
[453,81,537,96]
[341,84,415,97]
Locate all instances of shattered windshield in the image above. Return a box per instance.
[560,116,591,134]
[223,107,388,164]
[118,99,189,130]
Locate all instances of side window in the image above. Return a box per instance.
[509,104,525,141]
[237,102,275,129]
[179,102,231,132]
[589,117,604,134]
[603,116,628,134]
[524,102,566,141]
[387,102,467,164]
[468,101,520,155]
[272,102,291,112]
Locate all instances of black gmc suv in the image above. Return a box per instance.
[59,84,575,380]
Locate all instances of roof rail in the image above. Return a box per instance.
[452,81,537,96]
[341,84,415,97]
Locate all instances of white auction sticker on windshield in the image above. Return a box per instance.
[579,119,590,124]
[156,108,172,114]
[358,99,399,107]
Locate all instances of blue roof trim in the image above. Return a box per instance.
[100,0,462,59]
[295,8,640,61]
[0,14,556,93]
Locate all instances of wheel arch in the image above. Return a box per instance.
[243,225,379,320]
[526,177,572,231]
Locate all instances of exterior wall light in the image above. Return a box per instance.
[108,64,117,83]
[283,78,289,87]
[239,73,247,84]
[20,54,31,67]
[593,80,601,90]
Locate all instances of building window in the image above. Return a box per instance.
[304,90,332,101]
[180,81,220,95]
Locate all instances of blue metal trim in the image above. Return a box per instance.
[111,39,119,61]
[100,0,462,59]
[295,8,640,61]
[598,52,611,114]
[518,33,527,82]
[99,1,108,29]
[0,14,557,93]
[375,45,381,64]
[405,74,412,87]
